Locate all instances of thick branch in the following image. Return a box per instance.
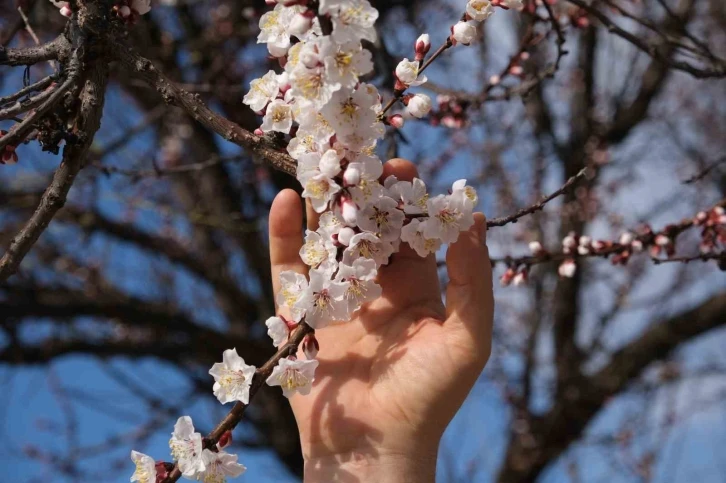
[0,34,69,66]
[0,63,107,281]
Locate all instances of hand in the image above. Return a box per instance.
[268,158,494,482]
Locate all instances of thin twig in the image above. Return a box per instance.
[487,168,588,228]
[682,156,726,184]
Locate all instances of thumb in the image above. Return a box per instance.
[444,213,494,364]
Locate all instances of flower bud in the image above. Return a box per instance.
[254,128,264,136]
[341,198,358,225]
[451,20,477,46]
[217,430,233,449]
[513,269,528,286]
[528,241,544,256]
[338,227,355,246]
[500,267,516,286]
[343,166,361,186]
[388,114,405,128]
[320,150,341,178]
[302,334,319,360]
[59,2,72,17]
[289,11,314,37]
[558,259,577,278]
[619,232,634,245]
[406,93,432,119]
[268,43,289,58]
[415,34,431,61]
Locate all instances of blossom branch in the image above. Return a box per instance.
[486,167,588,228]
[495,200,726,284]
[161,322,314,483]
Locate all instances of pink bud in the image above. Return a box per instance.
[302,334,319,360]
[415,33,431,61]
[619,232,634,245]
[655,234,670,246]
[388,114,405,128]
[60,3,72,17]
[489,75,501,85]
[513,269,528,286]
[254,128,264,136]
[217,430,233,449]
[631,240,644,252]
[500,267,516,286]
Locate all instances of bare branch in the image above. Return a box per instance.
[114,47,297,176]
[487,168,589,228]
[0,63,107,281]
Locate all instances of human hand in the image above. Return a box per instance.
[268,158,494,482]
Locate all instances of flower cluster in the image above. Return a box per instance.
[131,0,485,480]
[131,417,245,483]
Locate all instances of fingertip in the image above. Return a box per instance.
[270,189,303,237]
[381,158,419,182]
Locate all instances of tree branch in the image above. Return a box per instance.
[114,46,297,176]
[0,62,107,281]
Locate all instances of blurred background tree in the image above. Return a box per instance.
[0,0,725,481]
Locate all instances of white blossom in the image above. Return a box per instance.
[331,0,379,44]
[276,271,309,321]
[169,416,205,478]
[406,93,432,118]
[260,99,294,133]
[387,177,429,215]
[209,349,256,405]
[243,71,280,112]
[451,179,478,210]
[295,268,350,328]
[423,194,475,244]
[357,196,406,242]
[258,4,305,56]
[299,172,341,213]
[401,218,442,257]
[300,230,337,268]
[335,258,382,312]
[267,357,319,397]
[466,0,493,21]
[322,84,383,137]
[343,232,396,266]
[395,59,428,87]
[266,316,290,347]
[130,451,156,483]
[318,212,345,239]
[321,39,374,89]
[529,241,544,255]
[196,449,246,483]
[452,20,478,45]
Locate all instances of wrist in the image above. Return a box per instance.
[303,448,437,483]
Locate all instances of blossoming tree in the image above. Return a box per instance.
[0,0,724,482]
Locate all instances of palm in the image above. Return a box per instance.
[268,159,493,468]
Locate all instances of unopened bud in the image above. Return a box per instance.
[558,259,577,278]
[217,430,233,449]
[338,227,355,246]
[289,11,314,37]
[528,241,544,256]
[341,198,358,225]
[500,267,516,286]
[343,166,361,186]
[388,114,405,128]
[415,33,431,61]
[302,334,319,360]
